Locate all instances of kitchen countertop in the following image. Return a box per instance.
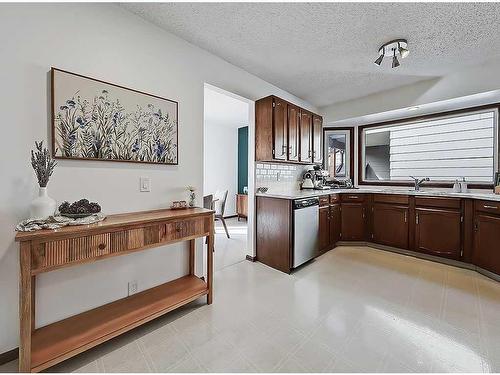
[256,187,500,201]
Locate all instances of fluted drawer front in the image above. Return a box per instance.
[161,217,208,242]
[31,217,210,273]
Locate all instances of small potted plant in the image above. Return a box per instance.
[187,186,196,207]
[30,141,57,218]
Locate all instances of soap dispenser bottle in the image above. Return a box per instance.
[453,179,461,193]
[460,177,468,193]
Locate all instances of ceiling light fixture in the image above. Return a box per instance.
[374,39,409,68]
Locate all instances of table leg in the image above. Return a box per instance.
[19,241,33,373]
[207,215,214,304]
[189,239,195,275]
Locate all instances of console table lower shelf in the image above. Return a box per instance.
[31,275,207,372]
[15,207,214,373]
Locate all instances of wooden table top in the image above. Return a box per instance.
[15,207,214,242]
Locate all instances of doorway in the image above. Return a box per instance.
[203,84,253,271]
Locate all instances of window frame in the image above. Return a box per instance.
[358,104,499,189]
[323,127,355,183]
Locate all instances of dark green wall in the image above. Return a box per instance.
[238,126,248,194]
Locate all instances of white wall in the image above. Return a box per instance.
[0,3,316,353]
[204,123,239,216]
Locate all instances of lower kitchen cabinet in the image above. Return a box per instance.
[415,208,462,260]
[256,196,292,273]
[341,203,366,241]
[372,203,409,249]
[329,204,341,245]
[473,213,500,275]
[318,205,330,252]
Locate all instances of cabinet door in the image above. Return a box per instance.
[287,105,300,162]
[318,206,330,252]
[273,98,288,160]
[341,203,366,241]
[473,214,500,274]
[299,111,313,163]
[312,115,323,164]
[372,204,409,249]
[330,204,341,246]
[415,208,462,259]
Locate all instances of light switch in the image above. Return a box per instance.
[140,177,151,192]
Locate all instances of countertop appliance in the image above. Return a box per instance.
[301,171,315,189]
[293,197,319,268]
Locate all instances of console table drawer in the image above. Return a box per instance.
[31,217,209,273]
[161,217,209,242]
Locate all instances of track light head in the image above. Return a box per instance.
[373,54,384,66]
[398,43,410,59]
[392,48,400,68]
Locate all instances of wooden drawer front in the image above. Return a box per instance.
[475,200,500,215]
[341,193,365,202]
[32,230,131,272]
[319,196,330,207]
[330,194,340,203]
[373,194,409,205]
[161,217,207,242]
[415,196,461,210]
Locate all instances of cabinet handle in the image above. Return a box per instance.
[416,213,419,225]
[404,211,407,223]
[282,145,287,156]
[348,196,359,199]
[483,205,498,210]
[362,209,366,219]
[308,150,312,158]
[474,221,479,231]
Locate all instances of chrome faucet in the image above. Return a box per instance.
[410,176,430,191]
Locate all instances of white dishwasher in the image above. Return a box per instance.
[292,197,320,268]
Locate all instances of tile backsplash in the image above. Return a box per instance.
[255,162,312,193]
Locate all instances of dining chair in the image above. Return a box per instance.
[215,190,230,238]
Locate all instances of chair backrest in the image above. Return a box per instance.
[215,190,228,216]
[203,194,214,210]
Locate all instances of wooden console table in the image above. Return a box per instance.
[15,208,214,373]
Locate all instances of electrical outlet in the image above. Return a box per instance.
[128,280,138,296]
[140,177,151,192]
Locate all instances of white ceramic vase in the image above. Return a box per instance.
[30,187,56,219]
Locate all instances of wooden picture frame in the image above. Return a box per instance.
[51,68,179,165]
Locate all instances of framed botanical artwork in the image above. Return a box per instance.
[51,68,178,165]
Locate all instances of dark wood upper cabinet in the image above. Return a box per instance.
[341,203,366,241]
[300,111,313,163]
[312,115,323,164]
[473,213,500,275]
[255,95,322,164]
[372,203,409,249]
[318,206,330,252]
[415,208,462,260]
[273,98,288,160]
[287,105,300,162]
[330,203,341,246]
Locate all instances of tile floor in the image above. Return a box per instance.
[2,245,500,373]
[213,217,248,271]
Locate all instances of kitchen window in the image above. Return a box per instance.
[359,107,499,186]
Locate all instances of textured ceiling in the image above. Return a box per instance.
[121,3,500,107]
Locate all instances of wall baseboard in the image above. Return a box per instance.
[0,347,18,366]
[246,255,257,262]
